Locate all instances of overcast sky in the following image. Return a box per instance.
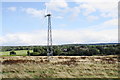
[0,0,119,46]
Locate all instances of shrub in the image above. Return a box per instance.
[10,51,16,55]
[27,50,30,56]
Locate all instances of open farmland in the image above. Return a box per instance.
[0,50,33,56]
[0,56,119,79]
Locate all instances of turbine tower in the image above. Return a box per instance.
[45,13,53,56]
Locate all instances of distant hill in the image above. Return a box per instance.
[0,43,119,47]
[61,43,119,46]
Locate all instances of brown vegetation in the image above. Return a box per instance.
[0,56,119,78]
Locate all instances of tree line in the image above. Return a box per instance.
[1,44,120,56]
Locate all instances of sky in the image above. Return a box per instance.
[0,0,119,46]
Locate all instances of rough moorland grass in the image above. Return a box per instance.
[1,56,119,78]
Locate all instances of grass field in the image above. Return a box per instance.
[0,56,119,78]
[0,50,33,56]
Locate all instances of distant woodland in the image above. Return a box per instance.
[1,43,120,56]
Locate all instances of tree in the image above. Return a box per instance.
[78,49,85,56]
[53,47,62,56]
[10,51,16,55]
[96,46,104,54]
[27,50,30,56]
[105,47,115,55]
[32,47,46,56]
[89,48,100,56]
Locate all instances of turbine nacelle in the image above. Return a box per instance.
[44,5,51,17]
[45,14,51,17]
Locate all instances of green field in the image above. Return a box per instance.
[0,50,33,56]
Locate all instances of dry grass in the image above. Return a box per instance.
[0,56,119,78]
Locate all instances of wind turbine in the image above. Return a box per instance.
[44,6,53,56]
